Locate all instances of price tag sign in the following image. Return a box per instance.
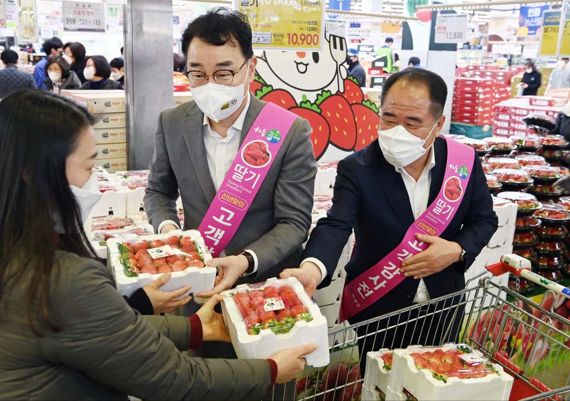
[435,14,468,44]
[460,353,486,365]
[234,0,325,51]
[147,245,175,260]
[263,297,285,312]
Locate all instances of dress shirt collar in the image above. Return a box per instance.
[202,92,251,137]
[395,146,437,179]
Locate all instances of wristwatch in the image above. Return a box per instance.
[459,248,466,262]
[240,251,255,276]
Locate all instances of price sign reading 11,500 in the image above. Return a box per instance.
[286,33,320,47]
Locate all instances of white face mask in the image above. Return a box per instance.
[191,61,250,123]
[526,68,533,74]
[378,120,439,169]
[84,66,96,81]
[48,71,62,83]
[70,172,103,223]
[110,72,123,81]
[63,54,73,65]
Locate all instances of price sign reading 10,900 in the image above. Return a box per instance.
[286,33,320,47]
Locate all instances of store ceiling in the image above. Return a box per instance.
[325,0,406,16]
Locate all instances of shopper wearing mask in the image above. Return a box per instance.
[519,59,542,96]
[284,69,497,371]
[546,57,570,93]
[145,8,315,297]
[63,41,88,84]
[346,48,366,87]
[110,57,125,88]
[82,55,123,90]
[45,56,82,93]
[0,50,36,99]
[0,89,315,400]
[33,36,63,90]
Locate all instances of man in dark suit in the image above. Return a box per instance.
[144,8,316,295]
[284,69,497,362]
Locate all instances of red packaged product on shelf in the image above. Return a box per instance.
[515,155,547,167]
[494,168,533,185]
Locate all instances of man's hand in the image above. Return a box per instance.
[197,255,249,297]
[143,273,192,314]
[280,262,322,297]
[400,234,463,280]
[160,223,180,234]
[195,294,230,342]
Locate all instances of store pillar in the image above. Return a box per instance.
[124,0,174,170]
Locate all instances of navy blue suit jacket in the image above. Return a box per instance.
[304,137,498,323]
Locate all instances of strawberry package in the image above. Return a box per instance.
[106,230,216,296]
[221,277,329,367]
[363,350,397,400]
[390,344,513,401]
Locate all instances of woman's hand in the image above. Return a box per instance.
[143,273,192,314]
[196,295,231,342]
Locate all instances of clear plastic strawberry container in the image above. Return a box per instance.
[487,157,520,171]
[494,169,533,187]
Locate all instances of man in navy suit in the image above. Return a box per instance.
[283,69,497,358]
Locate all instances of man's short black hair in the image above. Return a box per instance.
[381,68,447,118]
[88,55,112,79]
[562,57,569,63]
[385,37,394,44]
[408,56,421,66]
[181,8,253,60]
[42,37,63,55]
[110,57,124,70]
[1,50,18,65]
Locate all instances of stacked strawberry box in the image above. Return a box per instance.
[221,277,329,367]
[492,98,560,138]
[452,78,496,126]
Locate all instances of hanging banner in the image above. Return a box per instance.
[519,5,549,36]
[328,0,350,11]
[434,13,467,44]
[63,1,105,33]
[18,0,37,41]
[540,10,570,56]
[234,0,325,51]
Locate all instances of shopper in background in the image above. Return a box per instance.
[110,57,125,88]
[546,57,570,93]
[553,100,570,142]
[284,69,497,371]
[408,56,421,68]
[346,48,366,87]
[519,59,542,96]
[45,56,82,93]
[0,89,314,400]
[82,56,123,90]
[174,52,186,72]
[0,50,36,98]
[33,36,63,90]
[63,41,88,84]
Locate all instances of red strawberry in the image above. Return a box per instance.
[250,80,263,96]
[258,85,297,110]
[342,77,364,105]
[290,99,330,160]
[352,100,380,151]
[317,90,356,151]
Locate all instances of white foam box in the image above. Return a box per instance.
[93,113,127,130]
[94,128,127,144]
[174,91,192,106]
[88,190,128,219]
[314,277,345,306]
[493,201,517,227]
[487,223,516,249]
[391,344,513,401]
[362,385,407,401]
[62,90,126,113]
[107,230,215,296]
[221,277,330,367]
[96,143,127,160]
[363,349,396,392]
[97,158,128,173]
[126,187,146,216]
[315,167,337,196]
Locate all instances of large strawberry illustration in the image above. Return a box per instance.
[257,85,297,110]
[342,77,364,105]
[316,90,357,151]
[290,97,330,160]
[250,80,263,96]
[352,100,380,151]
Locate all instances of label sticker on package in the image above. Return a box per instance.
[147,245,176,259]
[264,297,285,312]
[460,353,486,364]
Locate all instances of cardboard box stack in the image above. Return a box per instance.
[492,97,560,138]
[62,90,127,172]
[452,77,496,126]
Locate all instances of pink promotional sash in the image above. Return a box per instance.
[198,103,297,257]
[340,138,476,321]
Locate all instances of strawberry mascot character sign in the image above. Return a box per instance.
[251,34,381,161]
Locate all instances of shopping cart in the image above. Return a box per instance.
[269,268,570,401]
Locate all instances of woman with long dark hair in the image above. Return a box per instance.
[63,41,87,83]
[0,90,313,399]
[45,56,82,93]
